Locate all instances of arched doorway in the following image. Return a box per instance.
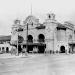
[18,36,24,53]
[38,34,46,53]
[6,47,9,53]
[18,36,24,43]
[27,35,33,43]
[2,47,5,53]
[27,35,33,53]
[38,34,45,42]
[60,46,65,53]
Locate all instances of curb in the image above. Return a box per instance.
[0,55,29,59]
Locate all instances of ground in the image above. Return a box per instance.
[0,54,75,75]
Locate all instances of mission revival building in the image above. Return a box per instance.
[11,13,75,53]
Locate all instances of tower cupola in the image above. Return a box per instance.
[47,13,55,20]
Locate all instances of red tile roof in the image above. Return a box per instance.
[0,35,11,41]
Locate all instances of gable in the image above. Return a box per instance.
[24,15,39,25]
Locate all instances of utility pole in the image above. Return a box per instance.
[17,28,19,56]
[15,19,20,56]
[26,23,28,54]
[53,30,54,53]
[72,29,74,53]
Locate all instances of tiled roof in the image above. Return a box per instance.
[0,35,11,41]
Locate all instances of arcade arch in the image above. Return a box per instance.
[60,46,65,53]
[38,34,46,53]
[18,35,24,53]
[27,35,33,53]
[6,47,9,53]
[27,35,33,43]
[38,34,45,42]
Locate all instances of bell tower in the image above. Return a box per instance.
[47,13,55,20]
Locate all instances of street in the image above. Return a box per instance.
[0,54,75,75]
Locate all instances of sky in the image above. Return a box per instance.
[0,0,75,35]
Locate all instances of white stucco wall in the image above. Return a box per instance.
[11,14,75,53]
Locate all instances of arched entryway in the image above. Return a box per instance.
[18,36,24,43]
[2,47,5,53]
[60,46,65,53]
[27,35,33,43]
[38,34,46,53]
[27,35,33,53]
[18,36,24,53]
[6,47,9,53]
[38,34,45,42]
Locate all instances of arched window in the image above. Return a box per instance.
[60,46,65,53]
[18,36,24,43]
[2,47,4,50]
[6,47,9,53]
[38,34,45,42]
[27,35,33,43]
[2,47,5,53]
[0,47,1,51]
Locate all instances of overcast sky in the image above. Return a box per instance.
[0,0,75,35]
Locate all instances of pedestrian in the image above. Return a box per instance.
[22,47,28,56]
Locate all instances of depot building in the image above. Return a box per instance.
[11,13,75,53]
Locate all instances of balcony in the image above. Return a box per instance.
[36,24,45,29]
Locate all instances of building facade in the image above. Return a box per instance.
[0,35,11,53]
[11,13,75,53]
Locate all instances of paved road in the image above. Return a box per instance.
[0,54,75,75]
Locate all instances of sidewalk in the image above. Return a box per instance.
[0,53,29,59]
[0,53,43,59]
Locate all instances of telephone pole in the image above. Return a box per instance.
[14,19,20,56]
[26,23,28,53]
[17,29,19,56]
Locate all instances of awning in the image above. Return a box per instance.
[21,43,46,46]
